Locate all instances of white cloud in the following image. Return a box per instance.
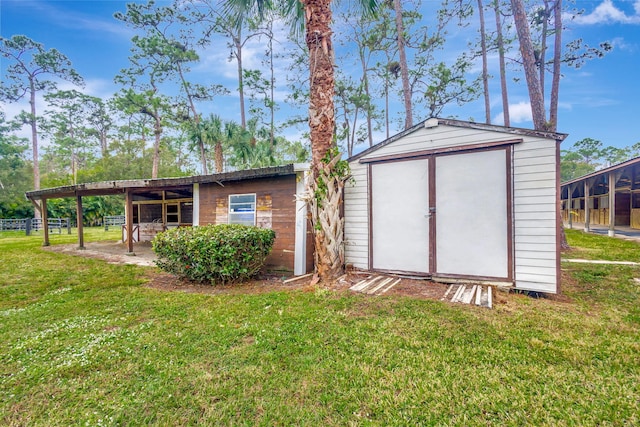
[610,37,637,52]
[0,77,114,143]
[568,0,640,25]
[493,101,533,125]
[28,0,133,39]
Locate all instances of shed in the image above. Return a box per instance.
[344,118,567,294]
[25,164,313,275]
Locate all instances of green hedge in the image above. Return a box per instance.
[152,224,276,284]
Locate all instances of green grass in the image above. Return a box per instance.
[564,228,640,262]
[1,228,639,426]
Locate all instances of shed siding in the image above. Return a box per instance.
[345,123,559,293]
[344,162,369,269]
[199,175,298,272]
[359,127,519,160]
[513,137,558,292]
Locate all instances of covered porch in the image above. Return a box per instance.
[25,165,312,275]
[25,176,200,255]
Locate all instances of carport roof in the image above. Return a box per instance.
[26,164,302,200]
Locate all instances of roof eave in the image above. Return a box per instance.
[25,164,297,200]
[348,117,568,163]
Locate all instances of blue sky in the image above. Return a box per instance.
[1,0,639,153]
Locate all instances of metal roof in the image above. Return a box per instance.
[26,164,302,200]
[561,155,640,187]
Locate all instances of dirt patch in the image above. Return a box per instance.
[143,270,318,296]
[43,241,157,267]
[44,241,504,305]
[142,269,451,300]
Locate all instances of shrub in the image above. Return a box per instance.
[152,224,276,284]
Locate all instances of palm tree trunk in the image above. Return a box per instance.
[303,0,344,280]
[214,142,224,173]
[304,0,335,169]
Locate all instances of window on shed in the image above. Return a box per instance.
[228,194,256,226]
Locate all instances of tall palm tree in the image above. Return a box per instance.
[227,119,278,169]
[224,0,378,280]
[189,114,226,173]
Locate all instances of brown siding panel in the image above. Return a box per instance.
[198,175,299,272]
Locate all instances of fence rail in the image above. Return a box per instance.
[0,218,70,234]
[0,218,27,231]
[104,215,126,231]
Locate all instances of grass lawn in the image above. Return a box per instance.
[1,228,639,426]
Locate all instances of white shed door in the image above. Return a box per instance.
[371,159,430,273]
[435,150,509,278]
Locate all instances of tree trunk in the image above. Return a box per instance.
[384,77,390,140]
[549,0,562,132]
[358,46,373,146]
[303,0,343,280]
[511,0,546,130]
[268,19,275,146]
[477,0,491,124]
[306,153,346,280]
[494,1,510,127]
[176,62,207,175]
[152,116,161,179]
[214,142,224,173]
[29,82,39,183]
[539,1,550,99]
[100,132,108,158]
[29,78,41,218]
[393,0,413,129]
[304,0,335,169]
[235,35,247,129]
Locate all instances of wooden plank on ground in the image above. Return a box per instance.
[283,273,313,284]
[441,284,455,301]
[488,286,493,309]
[351,276,383,292]
[451,285,466,303]
[481,287,489,307]
[379,278,401,294]
[461,285,476,304]
[367,277,393,294]
[350,276,375,291]
[475,285,482,306]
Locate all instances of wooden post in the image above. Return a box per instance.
[76,195,85,249]
[125,189,134,254]
[567,185,573,229]
[609,171,616,237]
[584,180,590,232]
[42,198,50,246]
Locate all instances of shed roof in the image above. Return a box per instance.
[26,164,304,200]
[348,117,568,162]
